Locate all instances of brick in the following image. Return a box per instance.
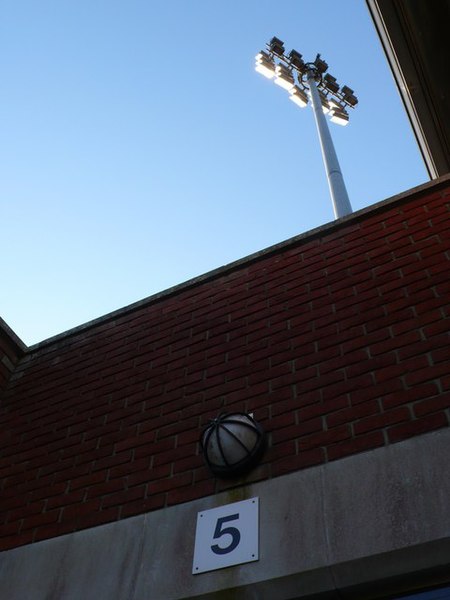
[353,407,410,435]
[176,427,200,447]
[431,347,450,364]
[300,396,349,421]
[326,400,380,428]
[413,393,450,417]
[374,356,430,383]
[269,411,296,431]
[21,509,61,532]
[326,431,385,461]
[33,523,76,542]
[298,424,351,451]
[0,531,34,551]
[4,474,54,498]
[115,431,156,453]
[92,450,133,472]
[397,334,448,360]
[72,446,103,467]
[76,506,120,530]
[69,471,106,492]
[152,444,196,467]
[62,499,101,522]
[271,417,323,445]
[414,296,447,316]
[120,494,166,518]
[167,479,216,506]
[246,394,272,412]
[0,491,29,512]
[382,383,439,410]
[86,478,125,499]
[423,320,450,337]
[127,461,168,486]
[266,440,296,462]
[393,311,443,336]
[321,374,374,401]
[369,331,421,356]
[148,472,192,495]
[133,437,175,460]
[157,416,199,440]
[7,500,45,523]
[215,463,271,492]
[342,331,381,354]
[39,456,75,478]
[0,520,21,537]
[101,485,145,509]
[319,350,367,375]
[46,490,85,510]
[271,448,325,477]
[271,395,303,417]
[387,412,448,443]
[30,481,68,502]
[2,470,35,491]
[193,465,211,484]
[296,369,345,395]
[345,352,397,379]
[442,374,450,391]
[405,362,450,386]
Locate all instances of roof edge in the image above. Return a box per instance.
[0,317,27,353]
[366,0,437,179]
[28,175,446,352]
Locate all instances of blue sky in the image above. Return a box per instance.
[1,0,428,346]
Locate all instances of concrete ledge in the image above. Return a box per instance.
[1,428,449,599]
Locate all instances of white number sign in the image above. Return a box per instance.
[192,497,259,574]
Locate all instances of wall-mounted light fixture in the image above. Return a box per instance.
[200,413,266,478]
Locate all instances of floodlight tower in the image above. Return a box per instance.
[255,37,358,219]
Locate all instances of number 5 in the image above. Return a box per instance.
[211,513,241,555]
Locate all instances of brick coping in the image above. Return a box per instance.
[20,174,450,351]
[0,317,27,354]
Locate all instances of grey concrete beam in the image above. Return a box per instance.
[1,428,450,600]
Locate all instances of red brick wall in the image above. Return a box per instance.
[1,182,449,551]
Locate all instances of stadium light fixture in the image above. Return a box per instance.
[330,106,349,126]
[289,85,308,108]
[269,36,285,57]
[254,37,358,219]
[274,64,295,90]
[255,51,276,79]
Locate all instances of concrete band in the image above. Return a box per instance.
[1,427,449,600]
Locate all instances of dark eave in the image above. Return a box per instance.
[367,0,450,178]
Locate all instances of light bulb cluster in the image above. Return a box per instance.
[255,37,358,126]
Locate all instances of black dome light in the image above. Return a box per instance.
[201,413,266,478]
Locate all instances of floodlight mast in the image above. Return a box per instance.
[255,39,358,219]
[306,69,352,218]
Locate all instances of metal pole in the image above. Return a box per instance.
[307,70,353,218]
